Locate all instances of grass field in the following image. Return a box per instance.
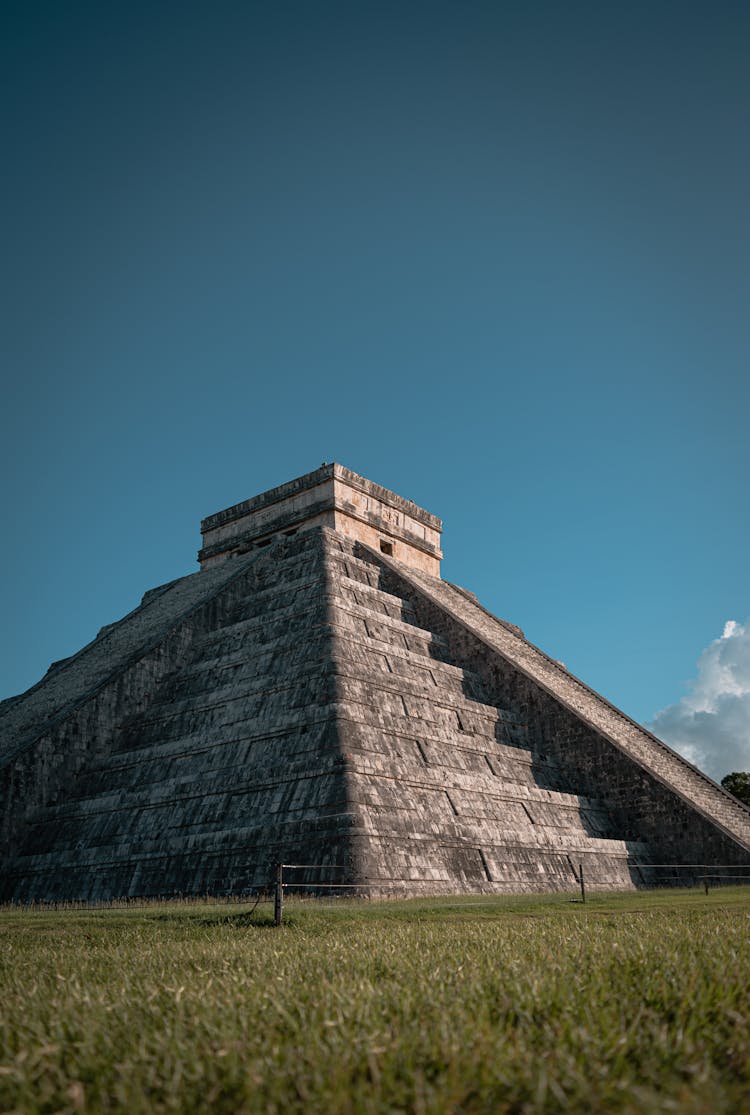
[1,888,749,1114]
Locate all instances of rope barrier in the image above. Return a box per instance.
[4,863,749,918]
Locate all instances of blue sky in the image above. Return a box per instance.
[2,2,748,779]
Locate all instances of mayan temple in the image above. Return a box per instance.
[1,463,749,902]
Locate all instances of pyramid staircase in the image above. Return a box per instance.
[2,463,748,903]
[324,535,644,893]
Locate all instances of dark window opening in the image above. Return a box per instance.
[380,540,394,556]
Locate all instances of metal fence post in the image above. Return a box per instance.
[704,866,709,897]
[579,862,586,904]
[274,863,284,926]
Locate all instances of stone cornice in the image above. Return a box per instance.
[200,463,441,536]
[331,464,442,531]
[197,501,442,563]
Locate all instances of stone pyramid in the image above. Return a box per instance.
[1,464,748,902]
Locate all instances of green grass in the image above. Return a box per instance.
[1,889,749,1113]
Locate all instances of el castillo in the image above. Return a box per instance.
[1,463,749,903]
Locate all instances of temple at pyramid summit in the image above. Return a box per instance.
[1,463,749,902]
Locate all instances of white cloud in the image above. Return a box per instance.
[648,619,750,783]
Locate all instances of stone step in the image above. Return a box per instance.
[34,744,346,823]
[332,631,492,704]
[11,806,642,878]
[166,642,331,701]
[328,598,449,659]
[334,680,527,750]
[115,668,335,736]
[346,756,602,812]
[84,717,334,778]
[334,580,419,625]
[358,811,639,856]
[21,773,351,855]
[109,689,338,753]
[207,576,328,629]
[171,628,490,704]
[57,729,570,825]
[191,604,330,649]
[3,810,359,886]
[333,662,523,728]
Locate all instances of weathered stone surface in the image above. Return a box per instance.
[199,463,443,576]
[1,466,748,902]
